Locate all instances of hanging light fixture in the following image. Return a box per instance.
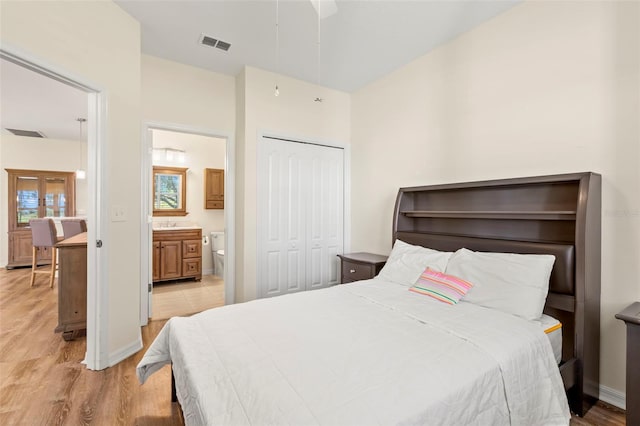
[274,0,280,97]
[76,118,86,180]
[314,0,323,102]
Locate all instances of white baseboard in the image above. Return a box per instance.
[108,335,143,367]
[599,384,626,410]
[202,268,214,275]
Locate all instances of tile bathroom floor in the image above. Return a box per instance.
[151,274,224,320]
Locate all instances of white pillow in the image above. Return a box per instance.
[445,248,555,320]
[377,239,452,286]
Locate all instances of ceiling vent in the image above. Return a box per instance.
[199,34,231,52]
[5,128,45,138]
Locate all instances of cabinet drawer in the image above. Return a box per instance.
[206,200,224,209]
[341,261,375,283]
[182,258,201,277]
[182,239,202,258]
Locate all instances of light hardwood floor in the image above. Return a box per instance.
[0,267,627,425]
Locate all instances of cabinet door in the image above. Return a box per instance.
[205,168,224,209]
[9,231,34,265]
[14,174,40,228]
[43,176,72,218]
[160,241,182,279]
[152,242,161,281]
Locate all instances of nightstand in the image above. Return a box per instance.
[337,252,388,284]
[616,302,640,426]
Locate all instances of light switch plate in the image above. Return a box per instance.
[111,205,128,222]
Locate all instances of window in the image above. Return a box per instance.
[153,166,187,216]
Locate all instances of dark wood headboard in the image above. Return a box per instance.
[392,172,601,416]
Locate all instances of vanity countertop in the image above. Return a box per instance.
[152,222,201,231]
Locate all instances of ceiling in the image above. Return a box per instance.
[115,0,520,92]
[0,58,88,141]
[1,0,520,141]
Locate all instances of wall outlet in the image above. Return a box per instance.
[111,205,128,222]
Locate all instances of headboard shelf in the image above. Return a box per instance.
[401,210,577,220]
[392,172,601,417]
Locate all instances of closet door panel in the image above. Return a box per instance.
[306,145,344,290]
[258,137,344,298]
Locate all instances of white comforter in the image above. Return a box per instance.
[137,279,570,426]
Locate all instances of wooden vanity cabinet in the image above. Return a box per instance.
[204,168,224,209]
[153,229,202,282]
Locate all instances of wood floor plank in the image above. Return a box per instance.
[0,267,626,425]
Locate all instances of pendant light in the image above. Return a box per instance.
[274,0,280,96]
[76,118,86,180]
[314,0,323,102]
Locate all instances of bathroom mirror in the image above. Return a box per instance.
[153,166,187,216]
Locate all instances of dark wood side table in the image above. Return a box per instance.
[337,252,387,284]
[615,301,640,426]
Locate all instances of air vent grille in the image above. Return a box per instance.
[201,35,218,48]
[5,128,45,138]
[199,34,231,52]
[215,40,231,51]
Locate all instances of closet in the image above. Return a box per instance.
[257,137,344,298]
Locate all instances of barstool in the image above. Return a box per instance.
[29,218,59,288]
[61,219,87,239]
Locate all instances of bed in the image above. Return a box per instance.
[137,172,601,424]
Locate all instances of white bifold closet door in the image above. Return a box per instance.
[258,136,344,298]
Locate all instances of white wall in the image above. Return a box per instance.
[142,55,235,131]
[235,66,351,302]
[351,0,639,402]
[151,129,226,274]
[0,135,89,265]
[1,0,142,365]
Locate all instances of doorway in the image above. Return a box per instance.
[0,48,106,370]
[140,123,235,324]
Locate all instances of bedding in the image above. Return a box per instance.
[137,278,570,426]
[539,314,563,364]
[377,239,452,285]
[445,248,555,320]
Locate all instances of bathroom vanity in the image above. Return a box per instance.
[152,226,202,282]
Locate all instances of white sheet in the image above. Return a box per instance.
[137,278,570,426]
[538,314,563,364]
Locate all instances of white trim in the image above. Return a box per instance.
[599,384,626,410]
[140,122,236,324]
[342,143,352,254]
[1,44,109,370]
[108,335,143,367]
[139,128,153,325]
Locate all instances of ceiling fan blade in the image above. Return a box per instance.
[310,0,338,19]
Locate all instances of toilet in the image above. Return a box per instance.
[210,231,225,277]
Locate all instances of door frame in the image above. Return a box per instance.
[1,44,109,370]
[140,121,235,325]
[256,132,351,298]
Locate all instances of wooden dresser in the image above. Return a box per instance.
[55,232,87,341]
